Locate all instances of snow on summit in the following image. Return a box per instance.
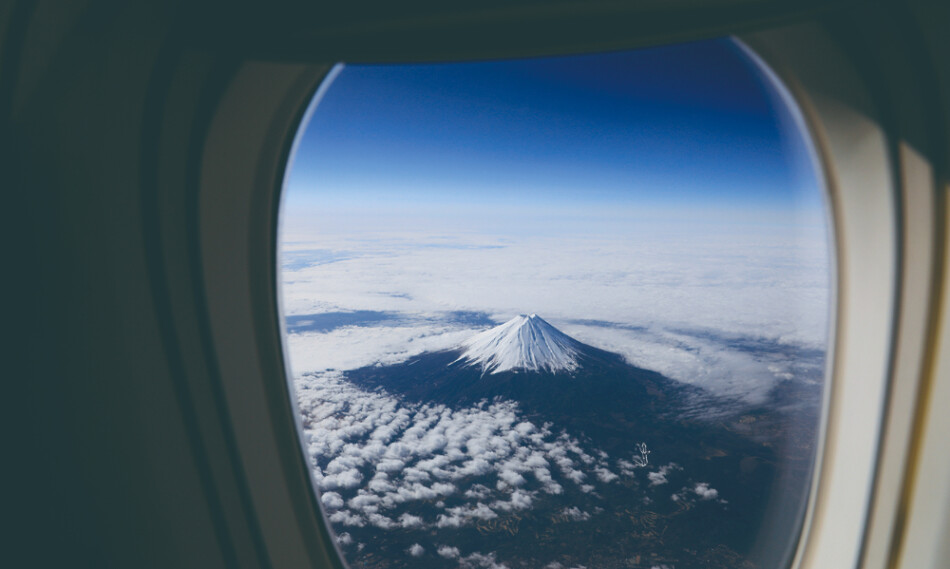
[457,314,581,374]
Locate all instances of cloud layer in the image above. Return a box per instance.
[296,371,630,532]
[281,222,828,402]
[294,371,728,568]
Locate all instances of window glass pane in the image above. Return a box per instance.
[279,37,830,569]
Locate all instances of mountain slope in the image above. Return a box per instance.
[456,314,581,374]
[342,316,737,461]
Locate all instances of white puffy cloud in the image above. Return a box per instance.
[367,513,397,529]
[648,463,681,486]
[532,467,563,495]
[459,551,510,569]
[560,506,591,521]
[437,545,461,559]
[648,471,668,486]
[669,480,722,504]
[328,510,365,527]
[498,469,527,488]
[464,484,492,499]
[407,544,425,557]
[402,467,431,483]
[491,489,535,512]
[435,513,463,528]
[320,491,344,509]
[367,473,396,493]
[375,459,406,473]
[693,482,719,500]
[294,372,625,531]
[397,513,424,529]
[444,502,498,522]
[348,492,380,513]
[322,469,362,489]
[593,467,618,483]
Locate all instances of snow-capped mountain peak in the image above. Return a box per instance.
[456,314,581,374]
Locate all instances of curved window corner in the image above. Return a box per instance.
[276,37,834,569]
[740,27,906,569]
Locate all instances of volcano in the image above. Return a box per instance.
[343,315,750,463]
[456,314,582,374]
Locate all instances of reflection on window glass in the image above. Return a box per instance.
[279,38,829,569]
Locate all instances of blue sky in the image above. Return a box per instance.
[284,37,822,221]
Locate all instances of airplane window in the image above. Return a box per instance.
[278,37,830,569]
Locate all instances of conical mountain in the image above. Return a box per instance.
[456,314,581,374]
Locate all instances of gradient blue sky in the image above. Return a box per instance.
[284,37,822,223]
